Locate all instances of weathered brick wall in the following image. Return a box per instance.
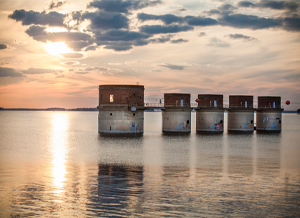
[229,95,253,108]
[197,94,223,108]
[258,96,281,108]
[99,85,144,106]
[164,93,190,107]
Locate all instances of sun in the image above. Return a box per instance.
[46,41,72,56]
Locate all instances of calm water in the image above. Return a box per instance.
[0,111,300,217]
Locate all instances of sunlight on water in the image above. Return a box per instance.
[50,112,69,194]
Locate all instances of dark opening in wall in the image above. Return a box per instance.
[187,120,189,124]
[251,120,253,124]
[110,113,112,116]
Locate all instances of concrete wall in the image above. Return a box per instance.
[196,110,224,132]
[98,108,144,135]
[162,109,191,133]
[227,111,254,131]
[256,111,282,131]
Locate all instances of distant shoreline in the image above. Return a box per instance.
[0,108,298,113]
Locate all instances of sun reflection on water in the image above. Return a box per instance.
[50,112,69,194]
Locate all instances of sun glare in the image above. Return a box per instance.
[46,41,72,56]
[50,112,69,194]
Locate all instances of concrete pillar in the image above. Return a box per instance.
[256,96,283,131]
[227,95,255,132]
[98,85,144,136]
[195,94,224,132]
[162,93,192,134]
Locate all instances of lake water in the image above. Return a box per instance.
[0,111,300,217]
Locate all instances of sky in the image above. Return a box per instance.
[0,0,299,110]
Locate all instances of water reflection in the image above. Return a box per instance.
[89,164,144,216]
[255,133,281,177]
[194,134,224,179]
[50,112,69,194]
[227,134,254,178]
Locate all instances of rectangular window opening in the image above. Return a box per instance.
[110,94,114,102]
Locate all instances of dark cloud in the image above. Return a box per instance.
[103,42,133,51]
[218,3,236,13]
[237,1,299,11]
[49,0,67,9]
[138,13,184,24]
[229,33,256,41]
[8,9,65,26]
[150,36,171,43]
[82,11,129,30]
[0,67,26,77]
[0,44,8,49]
[22,68,63,74]
[95,29,151,41]
[160,64,186,70]
[282,16,300,31]
[185,16,218,26]
[207,38,230,47]
[218,14,282,30]
[171,38,188,43]
[61,53,84,58]
[88,0,162,13]
[25,25,92,50]
[138,13,217,26]
[139,25,193,34]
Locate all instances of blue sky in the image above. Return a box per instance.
[0,0,299,109]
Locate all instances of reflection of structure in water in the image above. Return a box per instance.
[93,164,144,216]
[228,135,254,177]
[256,135,281,177]
[194,136,223,179]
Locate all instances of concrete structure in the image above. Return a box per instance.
[256,96,283,131]
[98,85,144,136]
[162,93,192,134]
[195,94,224,132]
[227,95,255,132]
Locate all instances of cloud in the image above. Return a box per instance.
[199,32,206,37]
[0,67,26,77]
[8,9,65,26]
[282,16,300,32]
[207,37,230,47]
[228,33,256,41]
[60,61,80,66]
[25,25,91,42]
[218,14,282,30]
[237,1,299,11]
[88,0,162,13]
[139,25,193,34]
[75,71,89,74]
[22,68,63,74]
[171,38,188,43]
[61,53,84,58]
[138,13,184,24]
[138,13,217,26]
[49,0,67,9]
[84,45,98,51]
[84,67,107,71]
[95,29,151,41]
[82,11,129,30]
[160,63,186,70]
[0,44,8,49]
